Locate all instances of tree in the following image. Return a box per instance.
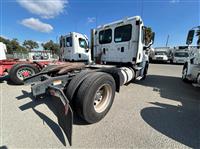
[0,37,27,54]
[23,40,39,51]
[144,27,153,46]
[42,40,60,54]
[10,39,26,52]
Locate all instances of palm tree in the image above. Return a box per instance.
[144,27,153,45]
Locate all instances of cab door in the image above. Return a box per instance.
[63,36,73,60]
[98,29,113,62]
[113,24,134,62]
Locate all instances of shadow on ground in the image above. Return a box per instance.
[16,90,88,146]
[0,76,20,86]
[0,146,8,149]
[0,76,8,83]
[136,75,200,148]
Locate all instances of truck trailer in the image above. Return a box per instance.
[24,16,155,145]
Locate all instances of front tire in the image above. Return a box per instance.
[75,72,116,123]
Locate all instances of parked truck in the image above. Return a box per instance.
[173,49,189,64]
[150,47,173,63]
[182,26,200,87]
[24,16,155,145]
[60,32,91,62]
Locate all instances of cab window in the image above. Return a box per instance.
[66,37,72,47]
[114,24,132,42]
[79,38,87,49]
[99,29,112,44]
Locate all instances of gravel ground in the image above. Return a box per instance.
[0,63,200,148]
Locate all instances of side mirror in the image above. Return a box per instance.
[151,32,155,45]
[186,30,195,45]
[143,27,155,48]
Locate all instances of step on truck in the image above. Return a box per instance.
[24,16,155,145]
[182,26,200,87]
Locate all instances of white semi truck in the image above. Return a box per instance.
[24,16,154,145]
[59,32,91,62]
[182,26,200,87]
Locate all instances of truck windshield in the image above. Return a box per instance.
[99,29,112,44]
[174,52,189,57]
[79,38,87,49]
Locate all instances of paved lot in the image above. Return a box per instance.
[0,64,200,148]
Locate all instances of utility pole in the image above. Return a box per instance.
[166,35,169,47]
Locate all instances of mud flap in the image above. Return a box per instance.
[49,86,73,146]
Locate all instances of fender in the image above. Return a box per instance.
[98,67,124,92]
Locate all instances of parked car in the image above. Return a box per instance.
[152,51,168,62]
[173,50,189,64]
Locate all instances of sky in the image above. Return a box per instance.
[0,0,200,49]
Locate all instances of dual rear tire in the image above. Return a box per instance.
[66,72,116,124]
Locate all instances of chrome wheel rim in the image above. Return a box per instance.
[93,84,112,113]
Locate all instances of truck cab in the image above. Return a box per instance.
[91,16,153,66]
[59,32,90,62]
[182,26,200,86]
